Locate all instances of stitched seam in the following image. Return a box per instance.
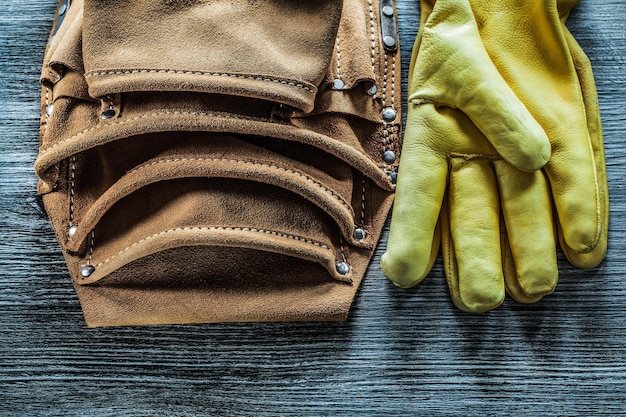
[335,36,342,81]
[382,47,393,171]
[391,54,396,117]
[382,52,389,150]
[339,235,347,263]
[92,227,331,269]
[43,88,50,130]
[571,107,604,251]
[368,0,377,74]
[585,139,603,251]
[69,156,76,226]
[382,52,388,111]
[411,97,455,110]
[375,4,396,185]
[38,110,277,156]
[126,157,352,212]
[592,164,603,251]
[446,223,457,293]
[87,229,95,265]
[448,153,502,161]
[85,69,315,93]
[387,54,398,172]
[360,177,366,226]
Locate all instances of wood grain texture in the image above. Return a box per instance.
[1,1,624,416]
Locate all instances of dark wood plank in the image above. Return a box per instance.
[1,1,625,416]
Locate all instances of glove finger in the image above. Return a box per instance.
[500,225,544,305]
[554,26,609,269]
[465,0,607,268]
[380,105,447,288]
[444,158,504,313]
[444,198,543,307]
[493,160,558,301]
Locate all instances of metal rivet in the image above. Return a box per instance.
[388,171,398,185]
[382,107,397,122]
[68,225,78,239]
[101,109,116,120]
[333,79,345,90]
[367,85,377,96]
[353,228,367,242]
[382,150,396,164]
[80,265,95,278]
[45,103,54,117]
[383,35,396,48]
[382,5,394,17]
[336,261,351,275]
[58,3,68,15]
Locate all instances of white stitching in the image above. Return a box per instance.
[339,235,347,263]
[69,156,76,226]
[335,36,342,81]
[43,87,50,131]
[87,229,95,265]
[382,46,399,175]
[85,69,315,93]
[125,157,353,212]
[389,52,399,161]
[390,54,397,114]
[382,45,392,171]
[368,0,377,74]
[92,226,331,269]
[361,177,367,226]
[382,49,388,110]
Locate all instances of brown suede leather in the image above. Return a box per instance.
[36,0,401,326]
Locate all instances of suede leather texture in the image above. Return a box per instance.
[36,0,402,326]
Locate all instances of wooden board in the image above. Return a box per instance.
[1,1,624,415]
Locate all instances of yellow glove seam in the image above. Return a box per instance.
[448,153,502,162]
[410,97,456,109]
[581,144,603,254]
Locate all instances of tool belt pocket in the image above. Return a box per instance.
[61,132,359,285]
[80,1,342,113]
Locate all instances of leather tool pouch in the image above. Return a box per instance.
[36,0,401,326]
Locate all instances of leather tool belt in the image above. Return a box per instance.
[35,0,401,326]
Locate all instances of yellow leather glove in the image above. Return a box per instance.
[381,0,608,312]
[506,3,609,304]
